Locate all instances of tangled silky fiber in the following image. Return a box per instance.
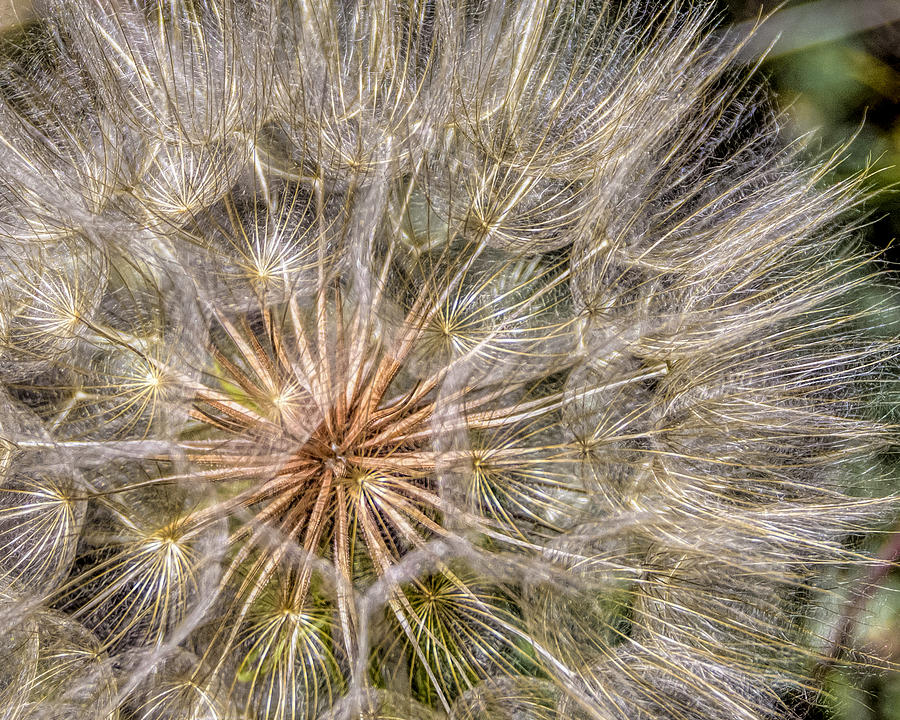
[0,0,896,718]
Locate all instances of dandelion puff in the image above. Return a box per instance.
[127,649,239,719]
[132,139,250,225]
[177,173,340,309]
[0,236,108,379]
[0,1,896,719]
[449,675,559,720]
[0,605,41,715]
[0,453,85,595]
[49,0,268,145]
[17,607,120,719]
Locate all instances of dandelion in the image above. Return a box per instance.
[0,0,896,719]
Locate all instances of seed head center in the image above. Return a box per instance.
[323,442,349,478]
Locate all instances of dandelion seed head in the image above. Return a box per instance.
[0,0,895,718]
